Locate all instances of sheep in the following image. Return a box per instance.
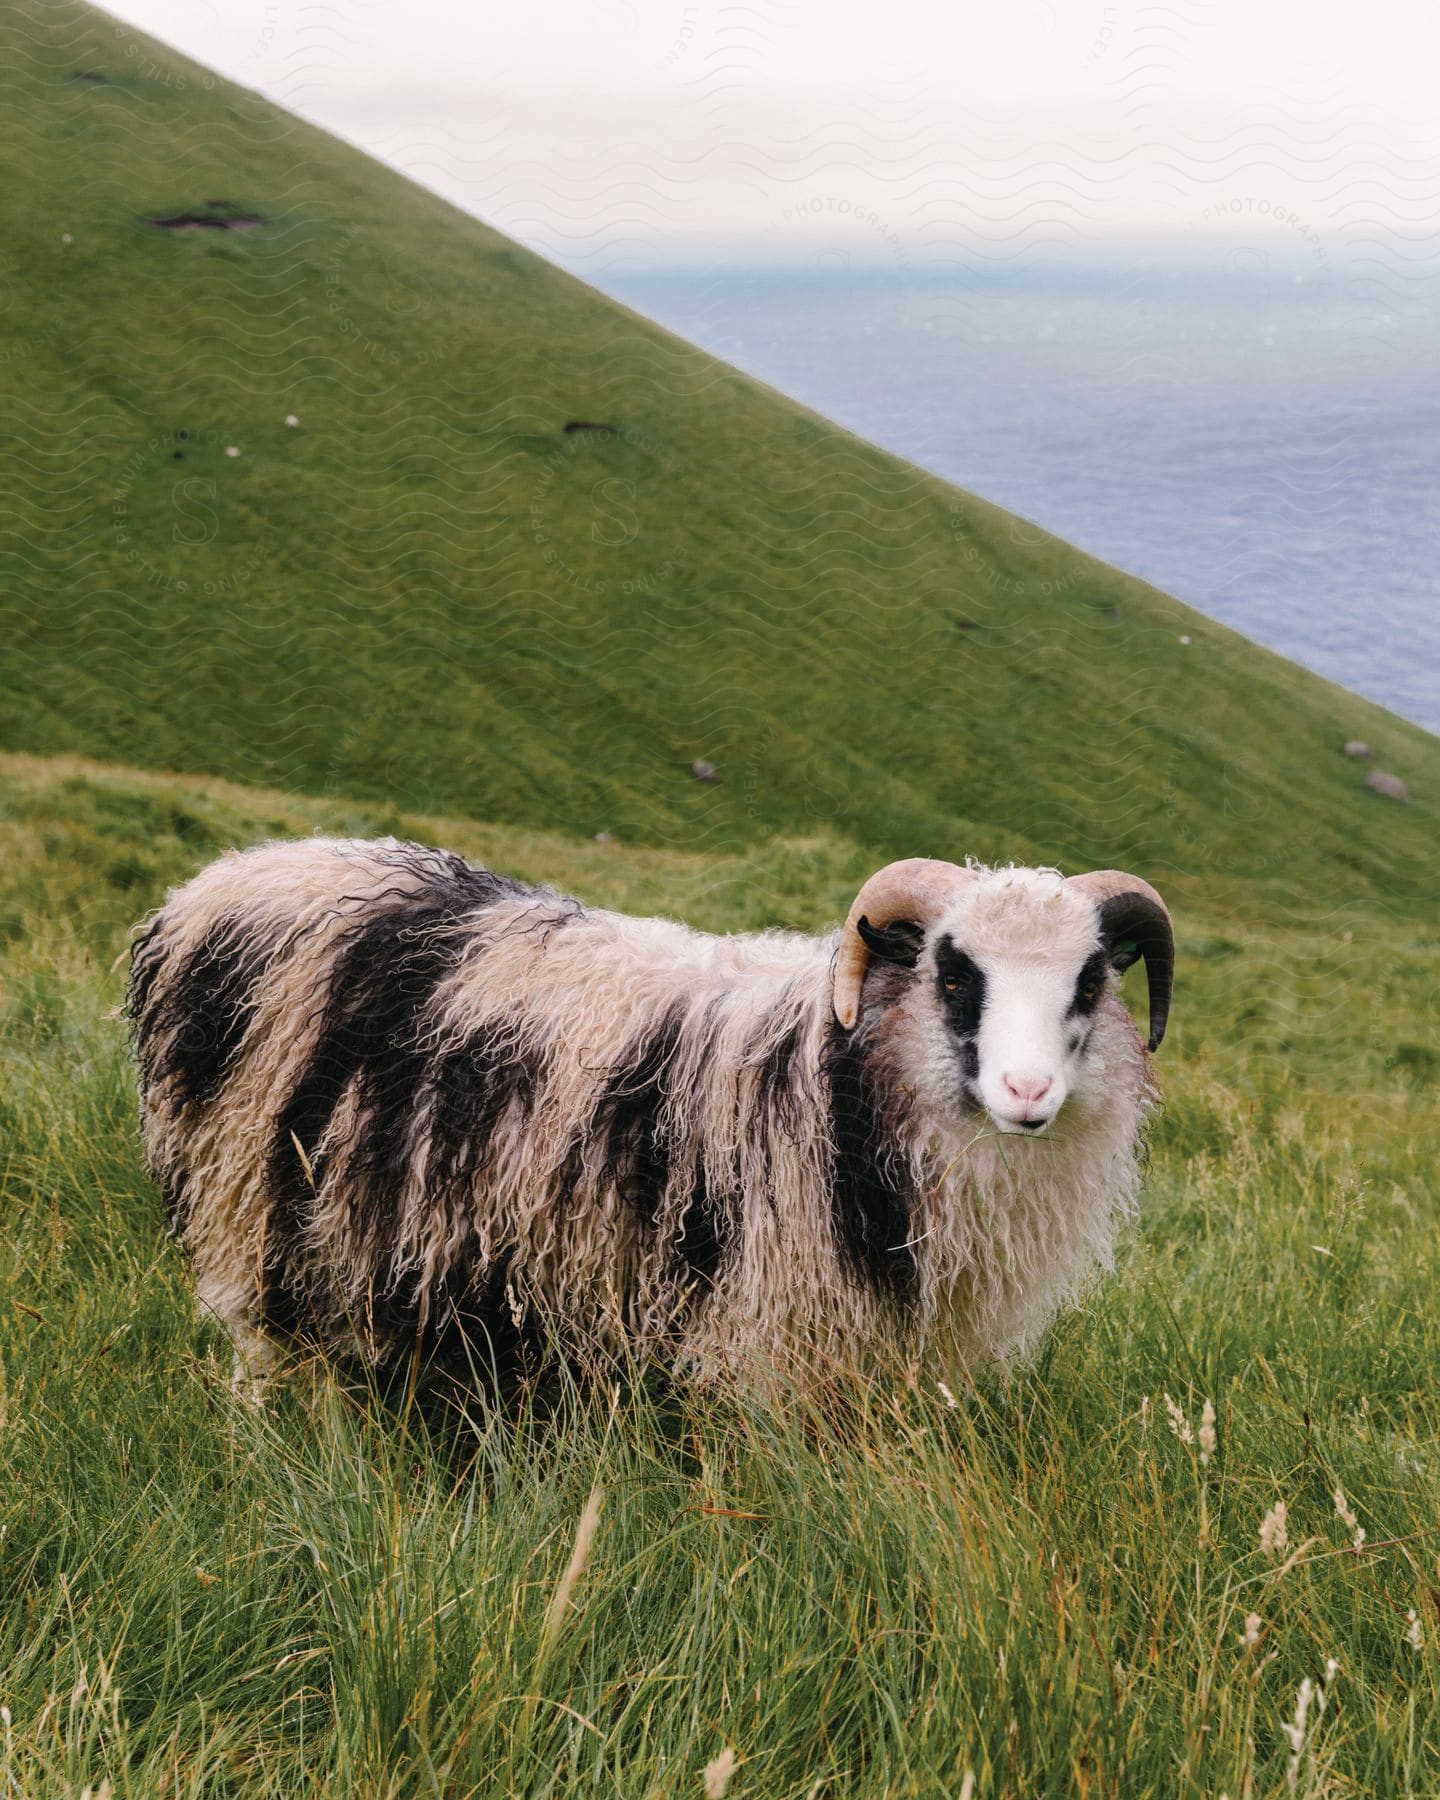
[127,840,1174,1388]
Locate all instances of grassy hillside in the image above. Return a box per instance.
[2,753,1439,1795]
[0,0,1435,912]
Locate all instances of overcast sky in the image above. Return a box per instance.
[100,0,1439,281]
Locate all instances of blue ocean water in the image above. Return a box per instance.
[602,264,1439,734]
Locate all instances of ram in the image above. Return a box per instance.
[128,839,1174,1386]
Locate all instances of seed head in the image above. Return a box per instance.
[1163,1391,1193,1446]
[1284,1675,1314,1789]
[1332,1486,1365,1552]
[537,1489,602,1663]
[1259,1499,1289,1560]
[704,1746,737,1798]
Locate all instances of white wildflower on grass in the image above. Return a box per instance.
[1260,1499,1289,1560]
[1405,1608,1422,1649]
[1240,1612,1262,1648]
[1333,1486,1365,1551]
[284,414,300,427]
[1199,1398,1217,1465]
[1163,1391,1193,1446]
[936,1380,958,1410]
[224,445,241,458]
[703,1745,737,1797]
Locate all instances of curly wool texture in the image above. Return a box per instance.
[129,839,1157,1382]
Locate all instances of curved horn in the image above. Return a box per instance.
[832,858,980,1030]
[1064,869,1174,1053]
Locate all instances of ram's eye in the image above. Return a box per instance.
[944,976,959,991]
[1080,983,1098,1002]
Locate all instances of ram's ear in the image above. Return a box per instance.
[1107,935,1143,974]
[856,915,925,970]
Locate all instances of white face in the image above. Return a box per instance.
[959,948,1109,1133]
[864,872,1117,1138]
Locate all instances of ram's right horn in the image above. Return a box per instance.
[832,858,980,1030]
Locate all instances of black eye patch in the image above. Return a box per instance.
[935,936,986,1037]
[1069,950,1109,1018]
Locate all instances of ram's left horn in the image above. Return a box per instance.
[1063,869,1174,1052]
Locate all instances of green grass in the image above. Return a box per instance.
[0,0,1436,910]
[2,754,1438,1796]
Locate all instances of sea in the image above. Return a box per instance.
[601,261,1439,735]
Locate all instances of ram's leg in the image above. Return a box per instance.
[229,1318,283,1405]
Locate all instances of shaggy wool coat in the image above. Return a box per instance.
[130,838,1155,1382]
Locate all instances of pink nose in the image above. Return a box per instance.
[1002,1071,1053,1111]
